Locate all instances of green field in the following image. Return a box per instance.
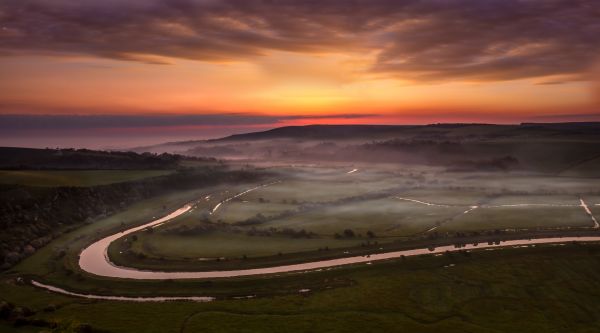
[438,206,591,232]
[263,198,466,236]
[0,169,174,187]
[396,188,487,205]
[127,232,362,259]
[102,165,600,272]
[213,199,297,223]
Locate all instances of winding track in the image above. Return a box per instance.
[210,181,280,214]
[580,198,599,228]
[395,197,451,207]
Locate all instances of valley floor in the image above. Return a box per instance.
[2,162,600,332]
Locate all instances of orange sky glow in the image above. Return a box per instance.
[1,1,599,147]
[1,53,595,119]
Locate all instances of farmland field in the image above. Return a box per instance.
[100,164,600,272]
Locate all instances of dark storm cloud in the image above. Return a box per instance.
[0,113,372,130]
[1,0,599,81]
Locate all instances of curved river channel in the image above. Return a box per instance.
[30,192,600,301]
[77,198,600,279]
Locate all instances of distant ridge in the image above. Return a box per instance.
[212,123,502,141]
[134,122,600,150]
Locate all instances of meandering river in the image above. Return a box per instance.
[77,192,600,279]
[30,189,600,301]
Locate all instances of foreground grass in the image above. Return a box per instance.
[0,170,174,187]
[2,244,600,332]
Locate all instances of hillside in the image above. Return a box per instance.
[215,123,600,141]
[136,123,600,175]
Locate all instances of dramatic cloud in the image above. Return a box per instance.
[1,0,599,82]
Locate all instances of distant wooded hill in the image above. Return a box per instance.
[136,123,600,176]
[0,147,214,170]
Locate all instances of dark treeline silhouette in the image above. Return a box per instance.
[0,147,216,170]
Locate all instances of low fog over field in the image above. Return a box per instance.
[136,123,600,177]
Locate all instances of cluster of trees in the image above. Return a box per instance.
[0,147,216,170]
[246,226,316,239]
[365,139,463,151]
[334,229,376,239]
[162,223,218,236]
[448,156,519,172]
[236,213,269,226]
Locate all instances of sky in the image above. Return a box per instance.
[1,0,599,148]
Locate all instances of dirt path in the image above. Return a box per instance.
[580,198,599,228]
[210,181,280,214]
[395,196,594,232]
[395,197,451,207]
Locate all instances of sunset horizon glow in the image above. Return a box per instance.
[1,0,599,148]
